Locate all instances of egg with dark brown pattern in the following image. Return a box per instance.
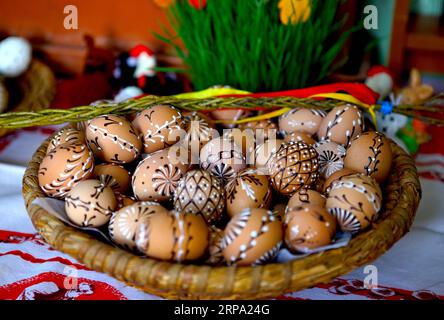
[284,204,336,253]
[225,169,271,218]
[317,104,364,146]
[268,141,319,195]
[135,210,209,262]
[287,189,326,211]
[313,140,346,179]
[108,201,168,251]
[279,108,326,135]
[326,173,382,233]
[222,208,283,266]
[46,127,85,154]
[38,142,94,198]
[93,163,131,194]
[65,179,117,227]
[200,137,246,182]
[173,169,225,224]
[322,168,357,194]
[86,114,142,164]
[132,148,188,202]
[343,131,392,183]
[132,104,184,154]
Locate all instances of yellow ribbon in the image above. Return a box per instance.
[228,92,378,128]
[173,87,250,99]
[172,88,378,128]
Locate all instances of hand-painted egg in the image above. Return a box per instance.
[206,226,225,265]
[225,169,272,218]
[222,208,283,266]
[248,139,284,172]
[132,104,184,154]
[313,140,346,178]
[287,189,326,211]
[283,131,316,145]
[326,173,382,233]
[322,168,357,194]
[238,119,278,140]
[86,114,142,164]
[284,204,336,253]
[268,141,319,195]
[183,111,216,162]
[0,37,32,77]
[47,128,85,154]
[136,211,209,262]
[108,201,168,251]
[343,131,393,183]
[93,163,131,194]
[132,148,188,201]
[200,137,246,182]
[65,179,117,227]
[38,143,94,198]
[173,169,225,224]
[223,128,256,158]
[279,108,326,135]
[317,104,364,146]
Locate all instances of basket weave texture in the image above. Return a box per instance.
[0,59,55,137]
[22,128,421,299]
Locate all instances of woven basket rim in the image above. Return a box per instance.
[22,128,421,299]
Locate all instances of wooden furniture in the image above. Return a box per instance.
[0,0,174,75]
[389,0,444,80]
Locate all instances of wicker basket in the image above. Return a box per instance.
[22,131,421,299]
[0,59,55,138]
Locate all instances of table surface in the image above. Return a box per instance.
[0,125,443,300]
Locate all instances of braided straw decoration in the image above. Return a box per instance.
[0,60,55,137]
[23,135,420,299]
[0,92,442,129]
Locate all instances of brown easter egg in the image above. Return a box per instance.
[343,131,393,183]
[317,104,364,146]
[38,143,94,198]
[222,208,283,266]
[132,104,184,154]
[86,114,142,164]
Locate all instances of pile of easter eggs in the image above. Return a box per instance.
[37,103,392,266]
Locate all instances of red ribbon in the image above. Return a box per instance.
[218,83,379,105]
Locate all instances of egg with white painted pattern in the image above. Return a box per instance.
[46,127,85,154]
[132,148,188,201]
[86,114,142,164]
[65,179,117,227]
[135,210,209,262]
[132,104,184,154]
[326,173,382,233]
[317,104,364,146]
[279,108,326,135]
[225,169,272,218]
[173,169,225,224]
[222,208,283,266]
[284,204,336,253]
[108,201,168,251]
[38,142,94,198]
[343,131,392,183]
